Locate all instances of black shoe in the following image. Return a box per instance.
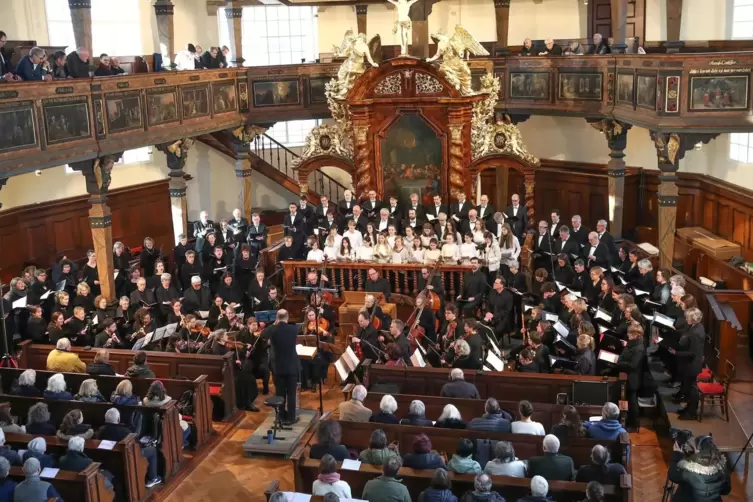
[247,404,259,412]
[282,417,300,425]
[677,411,698,421]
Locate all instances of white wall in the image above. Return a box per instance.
[174,0,219,54]
[4,0,50,45]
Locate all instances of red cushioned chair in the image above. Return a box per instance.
[697,359,735,422]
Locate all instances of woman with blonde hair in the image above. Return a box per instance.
[75,379,106,403]
[73,281,94,313]
[373,233,392,263]
[563,333,596,375]
[111,380,139,406]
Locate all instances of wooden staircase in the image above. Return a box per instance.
[198,130,347,205]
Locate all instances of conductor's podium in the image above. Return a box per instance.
[338,291,396,343]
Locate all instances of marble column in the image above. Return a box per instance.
[154,0,175,69]
[157,139,194,245]
[494,0,511,53]
[610,0,628,53]
[68,0,93,56]
[355,5,368,35]
[70,155,121,301]
[225,5,244,66]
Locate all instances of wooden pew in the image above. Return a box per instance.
[0,367,214,446]
[0,394,183,480]
[9,462,114,502]
[18,342,238,421]
[4,432,148,502]
[353,392,609,432]
[364,363,626,404]
[319,419,629,470]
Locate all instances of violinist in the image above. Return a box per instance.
[258,286,281,312]
[389,319,411,365]
[243,317,270,396]
[485,277,513,338]
[300,308,334,391]
[383,343,406,366]
[517,348,540,373]
[412,294,438,358]
[461,318,484,366]
[216,304,244,332]
[353,311,383,363]
[166,300,184,325]
[440,305,460,355]
[176,314,197,340]
[94,318,124,349]
[448,339,481,370]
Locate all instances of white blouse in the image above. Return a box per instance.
[343,230,363,249]
[500,236,521,266]
[306,249,324,263]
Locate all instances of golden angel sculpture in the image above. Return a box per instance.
[426,26,490,96]
[331,29,380,98]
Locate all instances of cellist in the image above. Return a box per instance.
[364,294,390,330]
[300,308,334,391]
[411,294,439,366]
[417,266,445,318]
[234,316,264,411]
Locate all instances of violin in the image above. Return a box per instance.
[441,320,457,353]
[306,319,329,337]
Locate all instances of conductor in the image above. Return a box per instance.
[268,309,300,424]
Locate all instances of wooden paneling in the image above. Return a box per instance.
[588,0,646,45]
[0,180,172,282]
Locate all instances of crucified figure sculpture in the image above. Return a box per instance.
[386,0,420,56]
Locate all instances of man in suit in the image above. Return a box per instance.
[458,258,487,317]
[268,309,300,423]
[298,196,316,235]
[228,208,249,249]
[193,211,215,258]
[15,47,50,81]
[362,190,383,220]
[365,268,391,302]
[595,219,618,265]
[0,32,19,81]
[374,208,394,233]
[463,209,482,236]
[349,205,368,233]
[284,202,306,253]
[477,194,495,226]
[533,220,555,274]
[505,193,528,241]
[246,213,268,256]
[570,215,591,253]
[407,192,427,221]
[425,194,449,222]
[549,210,566,240]
[403,209,423,234]
[585,231,610,269]
[217,220,237,257]
[553,226,581,262]
[315,195,337,228]
[527,435,575,481]
[485,277,513,336]
[450,191,472,227]
[338,190,356,220]
[434,213,452,242]
[385,196,403,228]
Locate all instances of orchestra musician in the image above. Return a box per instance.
[485,277,513,338]
[389,319,412,365]
[439,304,460,354]
[216,304,244,332]
[258,286,282,312]
[364,294,390,331]
[243,316,270,396]
[353,311,383,363]
[94,318,124,349]
[365,268,391,302]
[300,308,334,391]
[458,257,486,317]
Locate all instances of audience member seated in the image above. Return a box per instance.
[468,398,512,433]
[583,403,626,441]
[143,381,191,447]
[518,476,550,502]
[538,39,562,56]
[0,458,16,502]
[447,439,481,475]
[65,46,91,78]
[25,404,56,436]
[57,409,94,441]
[14,458,62,502]
[127,351,156,378]
[667,433,730,501]
[338,385,372,422]
[93,54,125,77]
[59,436,93,472]
[440,369,480,399]
[359,429,399,465]
[0,407,24,435]
[511,401,545,436]
[581,481,605,502]
[46,338,86,373]
[43,374,73,401]
[97,408,162,488]
[110,380,139,406]
[418,468,457,502]
[0,432,19,467]
[49,50,68,79]
[402,434,445,470]
[86,349,116,376]
[371,395,399,424]
[15,47,51,81]
[11,370,40,397]
[22,438,56,469]
[434,404,466,430]
[459,473,505,502]
[399,400,433,426]
[309,421,349,461]
[551,405,586,440]
[588,34,611,55]
[362,456,411,502]
[483,441,527,478]
[527,435,575,481]
[312,454,352,499]
[74,379,106,403]
[576,445,626,485]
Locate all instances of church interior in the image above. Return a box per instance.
[4,0,753,501]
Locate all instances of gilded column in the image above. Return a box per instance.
[157,139,194,245]
[447,123,466,200]
[523,170,535,233]
[68,0,93,56]
[225,5,245,66]
[70,155,121,301]
[353,122,375,197]
[154,0,175,69]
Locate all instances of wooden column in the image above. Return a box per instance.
[70,155,121,301]
[666,0,683,42]
[236,159,254,219]
[225,5,245,66]
[610,0,628,53]
[409,0,436,58]
[355,5,368,35]
[157,139,194,245]
[154,0,175,69]
[605,121,631,238]
[496,166,508,208]
[68,0,93,56]
[494,0,511,52]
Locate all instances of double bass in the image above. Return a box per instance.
[405,261,442,351]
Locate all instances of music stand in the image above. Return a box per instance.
[254,310,277,324]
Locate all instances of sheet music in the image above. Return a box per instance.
[633,288,649,296]
[510,288,522,296]
[598,350,619,364]
[91,315,98,325]
[113,271,119,279]
[282,493,312,502]
[653,312,675,328]
[524,304,534,312]
[392,253,403,264]
[198,311,209,319]
[56,280,66,291]
[487,336,501,357]
[544,312,559,322]
[618,276,627,285]
[598,324,610,334]
[485,351,505,371]
[566,288,582,298]
[40,468,59,478]
[425,214,436,221]
[555,281,566,292]
[335,358,349,381]
[40,290,53,300]
[553,321,569,337]
[341,459,362,471]
[97,440,117,450]
[296,345,317,357]
[345,346,360,369]
[11,296,26,309]
[411,348,426,367]
[589,416,603,422]
[595,309,612,323]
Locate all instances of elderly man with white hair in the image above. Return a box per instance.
[440,368,480,399]
[399,400,433,426]
[518,475,550,502]
[59,436,93,472]
[15,457,62,501]
[182,274,212,315]
[338,385,372,422]
[527,434,575,481]
[583,402,627,440]
[459,473,505,502]
[46,338,86,373]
